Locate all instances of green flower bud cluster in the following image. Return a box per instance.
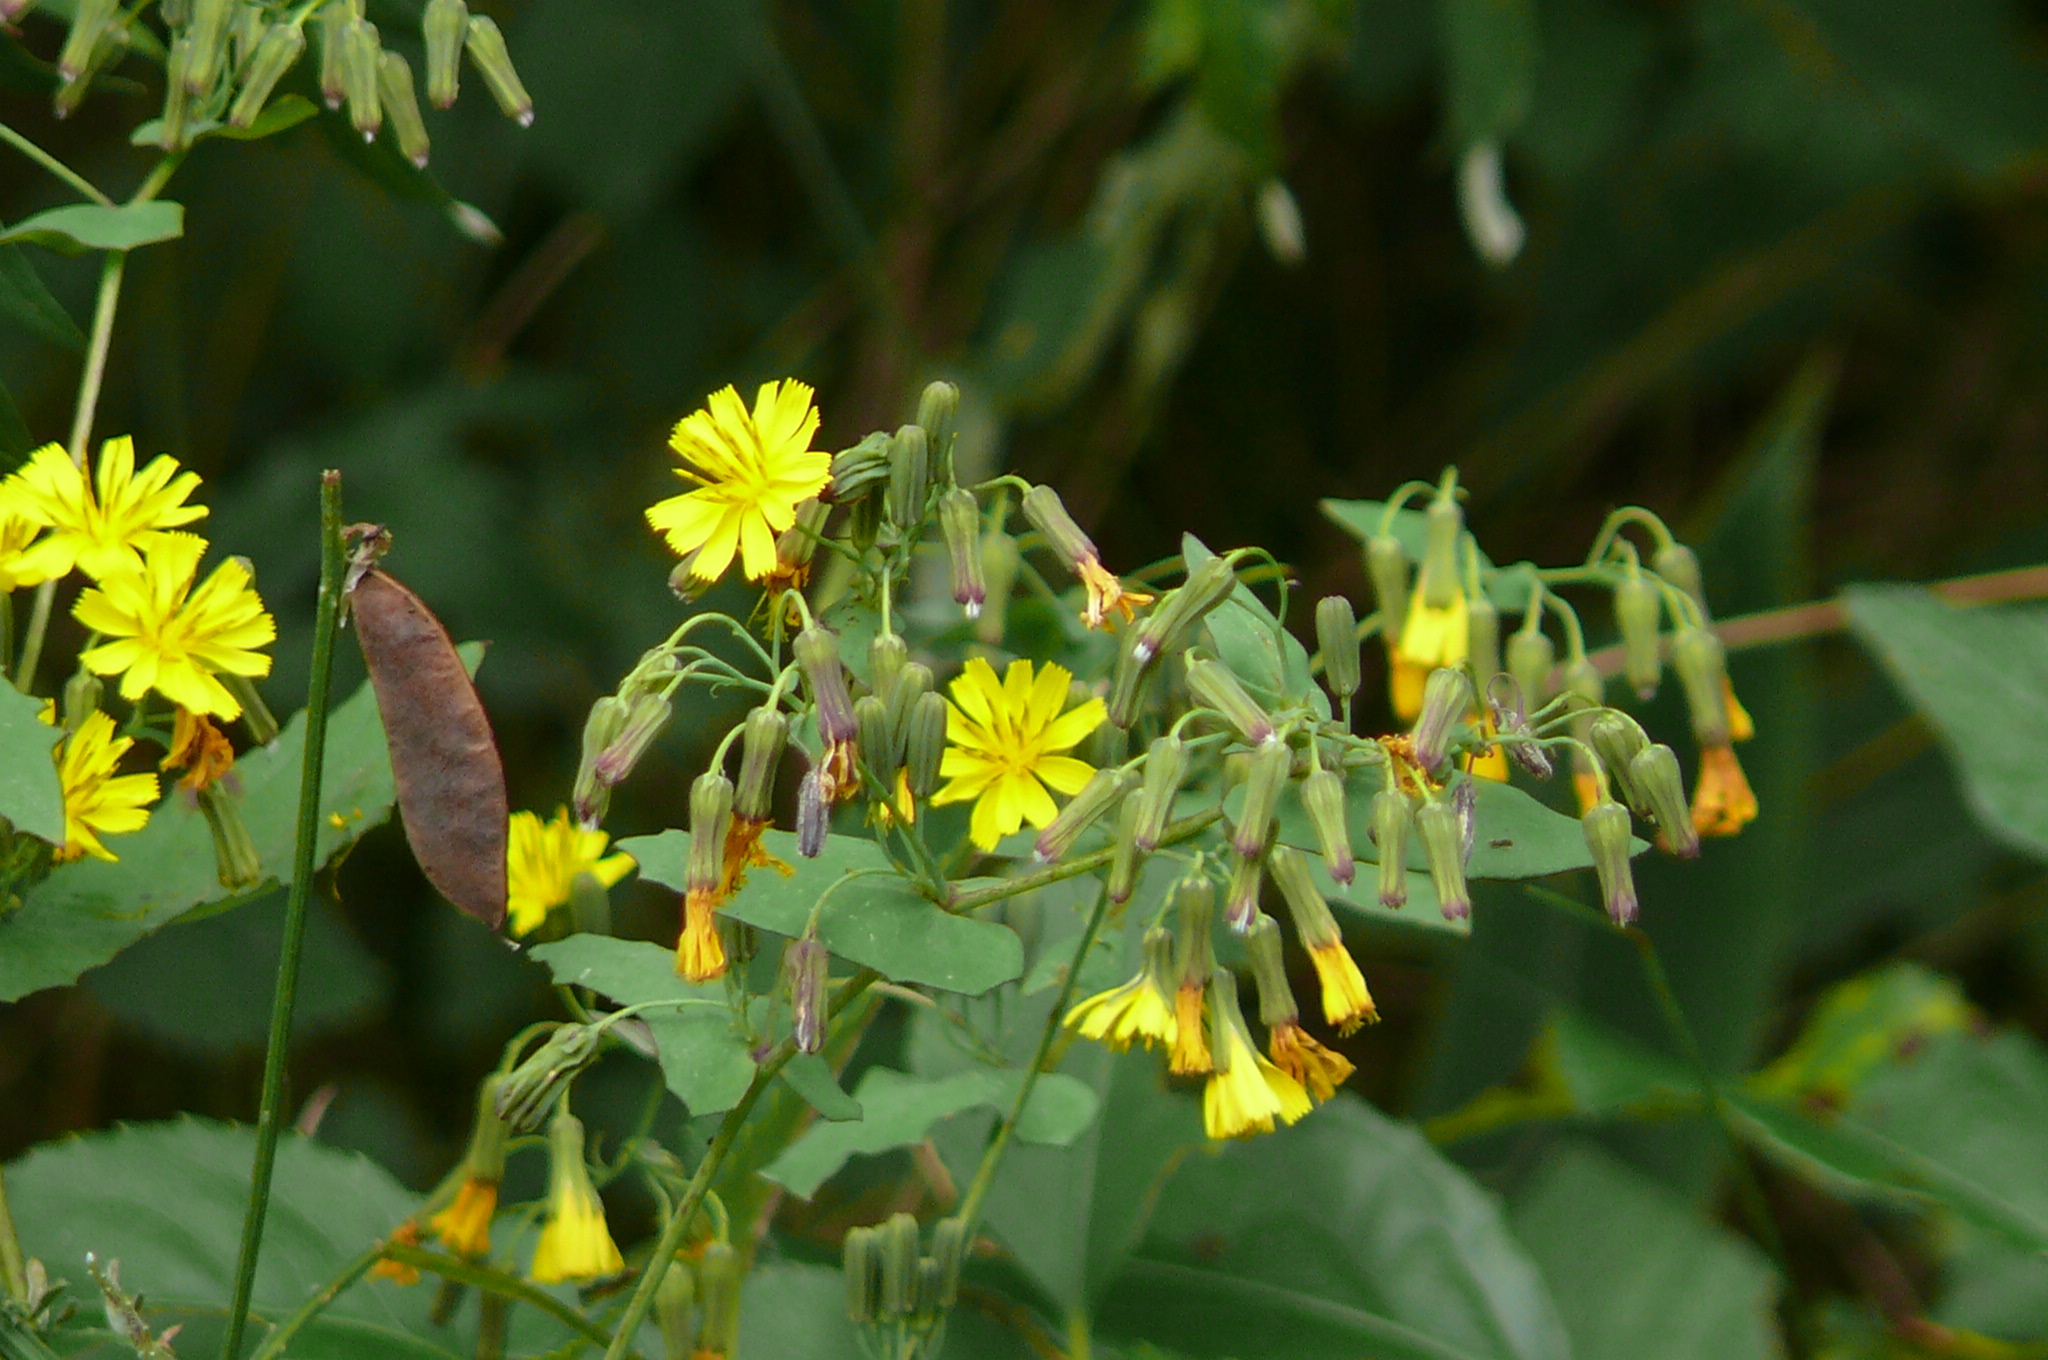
[844,1213,967,1356]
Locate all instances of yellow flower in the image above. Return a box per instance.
[1691,743,1757,838]
[530,1112,624,1285]
[677,884,727,983]
[1267,1020,1355,1103]
[1391,581,1467,720]
[0,504,55,593]
[507,807,637,937]
[1722,676,1755,742]
[1170,978,1213,1075]
[52,710,158,862]
[74,533,276,720]
[430,1177,498,1260]
[1203,975,1311,1141]
[370,1222,423,1285]
[160,706,236,794]
[1065,929,1179,1052]
[930,656,1105,851]
[1306,940,1378,1035]
[1,437,206,582]
[646,380,832,583]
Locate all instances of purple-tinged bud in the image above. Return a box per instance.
[735,707,789,821]
[1244,912,1297,1027]
[1452,776,1478,866]
[1021,484,1098,574]
[1587,711,1650,812]
[1614,572,1664,699]
[784,937,829,1053]
[1583,800,1639,926]
[1107,798,1144,905]
[1231,740,1290,858]
[379,50,431,167]
[1506,625,1555,705]
[572,695,629,826]
[1132,554,1238,666]
[317,2,351,107]
[464,14,533,126]
[1671,626,1732,747]
[917,381,960,484]
[1224,852,1264,933]
[1185,656,1275,747]
[885,424,929,531]
[796,626,857,743]
[1416,801,1470,921]
[1034,767,1131,864]
[902,691,947,799]
[1419,493,1464,610]
[1652,541,1706,615]
[593,691,672,788]
[342,19,382,140]
[854,695,897,787]
[937,488,984,617]
[228,21,306,128]
[423,0,467,107]
[1300,767,1355,886]
[1269,845,1337,947]
[1173,873,1217,988]
[57,0,117,82]
[1366,536,1409,645]
[1410,667,1473,775]
[1468,590,1501,684]
[1372,787,1412,910]
[687,771,734,897]
[1133,735,1187,852]
[1315,595,1361,704]
[1629,743,1698,859]
[796,769,828,857]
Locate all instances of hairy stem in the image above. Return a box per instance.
[220,472,348,1360]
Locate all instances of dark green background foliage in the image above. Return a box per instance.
[10,0,2048,1352]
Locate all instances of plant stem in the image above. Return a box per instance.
[240,1243,380,1360]
[0,1165,26,1304]
[220,472,348,1360]
[380,1246,613,1349]
[950,808,1223,913]
[956,883,1112,1233]
[0,121,114,206]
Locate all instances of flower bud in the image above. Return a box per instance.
[1298,767,1355,887]
[423,0,467,106]
[928,1217,966,1310]
[977,530,1020,644]
[902,691,947,800]
[917,381,959,484]
[158,36,196,149]
[1410,667,1472,775]
[1021,484,1097,574]
[228,21,306,128]
[198,784,262,891]
[464,14,533,125]
[460,1074,511,1183]
[1672,626,1731,747]
[317,1,350,106]
[884,657,931,733]
[231,5,264,73]
[54,20,130,116]
[885,424,928,531]
[1034,767,1130,863]
[182,0,230,92]
[796,626,857,743]
[1107,630,1149,730]
[1132,553,1237,666]
[855,695,897,787]
[1506,625,1554,704]
[1132,734,1188,852]
[495,1024,601,1132]
[1583,800,1638,926]
[342,19,382,140]
[571,695,629,826]
[1629,743,1698,859]
[1270,844,1338,948]
[1419,494,1463,609]
[593,691,671,789]
[867,633,908,702]
[937,488,984,617]
[1223,852,1264,933]
[797,768,828,856]
[1244,912,1297,1027]
[687,771,734,897]
[1230,739,1289,859]
[1315,595,1360,704]
[695,1240,741,1355]
[379,51,431,167]
[1587,711,1650,811]
[1365,536,1408,644]
[1652,540,1706,614]
[784,936,829,1053]
[877,1212,921,1319]
[58,0,117,82]
[1107,797,1145,904]
[1416,801,1470,921]
[844,1226,879,1323]
[1614,572,1663,699]
[829,431,890,502]
[62,669,102,732]
[655,1255,696,1359]
[771,496,829,589]
[1185,656,1275,747]
[734,706,789,821]
[1468,591,1501,685]
[1372,787,1412,910]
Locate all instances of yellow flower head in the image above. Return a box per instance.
[430,1177,499,1260]
[51,710,158,862]
[1391,581,1468,721]
[1076,557,1154,631]
[1267,1020,1355,1103]
[1065,928,1179,1052]
[929,656,1105,851]
[676,885,727,983]
[1691,742,1757,838]
[506,807,637,937]
[75,533,275,720]
[0,504,55,593]
[530,1112,625,1285]
[1169,978,1213,1076]
[1306,940,1378,1035]
[1203,974,1311,1141]
[646,380,832,584]
[2,437,206,582]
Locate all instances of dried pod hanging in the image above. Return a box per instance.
[345,526,508,927]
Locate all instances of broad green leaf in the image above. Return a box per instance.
[0,243,84,349]
[780,1052,863,1121]
[129,94,317,148]
[1931,1225,2048,1339]
[1748,962,1972,1105]
[0,656,428,1002]
[0,680,64,845]
[762,1066,1102,1199]
[526,935,755,1116]
[1104,1095,1570,1360]
[0,202,185,255]
[621,829,1023,994]
[1509,1142,1779,1360]
[1845,585,2048,862]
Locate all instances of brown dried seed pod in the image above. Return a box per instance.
[349,568,507,927]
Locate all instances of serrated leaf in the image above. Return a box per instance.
[0,681,64,845]
[0,243,84,349]
[0,201,184,255]
[620,828,1023,994]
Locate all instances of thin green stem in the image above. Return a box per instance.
[220,472,349,1360]
[957,882,1114,1232]
[0,121,114,206]
[241,1243,381,1360]
[0,1165,27,1304]
[949,807,1224,912]
[378,1246,615,1349]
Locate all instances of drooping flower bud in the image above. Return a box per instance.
[464,14,533,126]
[317,1,351,107]
[58,0,118,82]
[1131,553,1238,666]
[937,488,984,617]
[1021,484,1096,575]
[1231,739,1290,859]
[156,35,197,149]
[1169,873,1217,1075]
[797,625,859,798]
[197,784,262,891]
[902,691,947,800]
[54,18,131,116]
[654,1254,696,1359]
[1244,912,1296,1027]
[1468,592,1501,687]
[1671,626,1732,748]
[734,706,789,822]
[379,51,431,167]
[1614,571,1664,699]
[1107,797,1145,905]
[1299,767,1355,886]
[1410,667,1473,775]
[423,0,467,107]
[1629,742,1698,859]
[1185,656,1275,747]
[1416,801,1470,921]
[1652,540,1706,614]
[867,633,908,703]
[571,696,627,826]
[695,1240,741,1355]
[1132,734,1187,852]
[182,0,230,92]
[592,690,672,790]
[854,695,897,789]
[678,771,735,981]
[1419,492,1464,610]
[829,431,890,503]
[342,19,382,140]
[784,936,829,1053]
[228,21,306,128]
[1223,851,1264,933]
[1583,800,1639,926]
[1587,710,1650,812]
[495,1023,601,1132]
[1270,845,1377,1032]
[796,768,828,856]
[1034,766,1131,864]
[885,425,929,532]
[1306,603,1359,723]
[62,668,102,732]
[1506,622,1555,704]
[1365,536,1409,645]
[1371,786,1412,910]
[1562,652,1603,716]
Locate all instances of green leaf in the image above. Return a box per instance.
[525,935,755,1116]
[1845,585,2048,862]
[1509,1142,1780,1360]
[0,681,64,845]
[780,1052,863,1121]
[0,243,84,349]
[0,663,410,1003]
[762,1066,1102,1199]
[620,829,1024,994]
[1103,1095,1570,1360]
[1182,533,1327,717]
[128,94,318,148]
[0,201,185,255]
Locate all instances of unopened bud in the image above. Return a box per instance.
[695,1240,741,1354]
[54,21,130,116]
[797,768,828,857]
[1365,536,1409,643]
[342,19,382,140]
[593,691,671,788]
[1223,851,1264,933]
[884,658,931,736]
[1298,767,1354,886]
[159,37,195,148]
[1468,591,1501,684]
[1021,484,1097,574]
[182,0,230,92]
[687,771,734,896]
[937,488,984,617]
[1583,800,1638,926]
[1562,653,1603,714]
[655,1256,695,1359]
[734,706,788,821]
[916,381,959,484]
[1372,787,1412,910]
[379,51,430,167]
[877,1212,920,1319]
[1132,553,1237,666]
[1419,493,1463,609]
[1671,626,1731,747]
[928,1217,966,1310]
[772,496,829,582]
[885,424,928,530]
[796,626,857,743]
[317,2,350,106]
[902,691,947,799]
[829,431,890,502]
[1652,541,1706,614]
[1107,630,1148,730]
[1133,735,1187,851]
[572,695,629,825]
[854,695,897,788]
[1614,572,1663,699]
[58,0,117,81]
[1034,767,1130,864]
[844,1226,879,1324]
[460,1074,511,1182]
[1231,739,1289,859]
[62,669,102,732]
[1173,872,1217,987]
[1506,625,1554,704]
[1270,844,1339,949]
[1587,711,1650,811]
[464,14,533,126]
[1410,667,1472,775]
[1629,743,1698,859]
[1244,912,1296,1026]
[785,937,829,1053]
[1416,801,1470,921]
[1315,596,1360,704]
[495,1024,600,1132]
[423,0,467,106]
[1107,797,1144,904]
[1185,656,1275,747]
[229,21,306,128]
[197,784,262,891]
[868,633,908,702]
